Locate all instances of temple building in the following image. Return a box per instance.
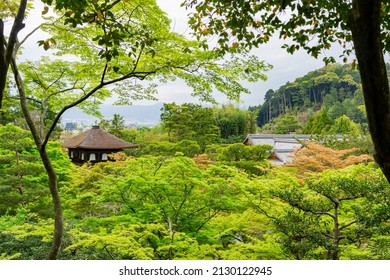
[62,126,138,164]
[243,134,343,164]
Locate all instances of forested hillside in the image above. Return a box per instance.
[252,63,390,134]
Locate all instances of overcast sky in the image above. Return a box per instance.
[155,0,343,107]
[18,0,353,108]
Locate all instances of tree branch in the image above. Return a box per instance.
[339,196,362,202]
[339,220,357,231]
[195,209,221,233]
[131,44,145,73]
[28,64,48,89]
[11,57,43,149]
[42,83,103,148]
[300,207,335,219]
[19,25,42,46]
[10,95,42,105]
[101,64,108,84]
[285,199,335,219]
[46,80,80,101]
[6,0,27,67]
[42,60,158,148]
[0,19,6,70]
[0,0,28,110]
[321,232,335,239]
[46,70,66,91]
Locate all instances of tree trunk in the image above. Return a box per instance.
[0,0,27,113]
[350,0,390,182]
[332,201,340,260]
[40,147,63,260]
[0,19,6,111]
[12,56,63,260]
[268,102,271,122]
[312,87,317,104]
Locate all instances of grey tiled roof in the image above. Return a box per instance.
[243,134,317,164]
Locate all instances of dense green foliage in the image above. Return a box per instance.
[214,104,257,143]
[159,103,257,150]
[0,125,72,216]
[0,123,388,260]
[1,59,386,260]
[98,114,126,138]
[183,0,389,61]
[161,103,221,150]
[2,0,271,259]
[0,125,45,215]
[1,0,389,262]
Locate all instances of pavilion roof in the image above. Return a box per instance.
[62,126,138,150]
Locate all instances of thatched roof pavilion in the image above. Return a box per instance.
[62,125,138,164]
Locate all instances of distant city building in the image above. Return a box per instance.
[64,122,77,131]
[62,126,138,165]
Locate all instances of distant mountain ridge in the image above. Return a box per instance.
[61,103,163,127]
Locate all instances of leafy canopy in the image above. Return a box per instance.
[183,0,389,63]
[35,0,270,106]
